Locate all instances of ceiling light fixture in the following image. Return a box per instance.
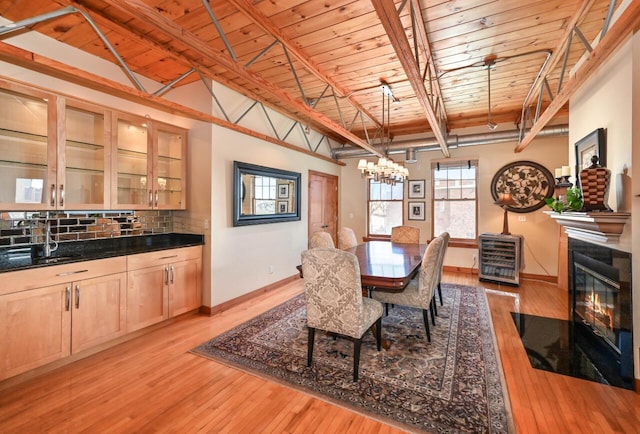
[357,81,408,184]
[485,58,498,130]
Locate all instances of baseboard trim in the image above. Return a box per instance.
[443,265,477,275]
[201,274,300,316]
[520,273,557,284]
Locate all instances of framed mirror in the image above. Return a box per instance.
[233,161,301,226]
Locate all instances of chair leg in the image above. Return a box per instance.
[430,299,436,326]
[438,281,443,306]
[432,294,439,317]
[353,338,362,381]
[307,327,315,367]
[385,303,389,316]
[422,309,431,342]
[375,317,382,351]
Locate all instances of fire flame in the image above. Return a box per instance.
[586,292,613,330]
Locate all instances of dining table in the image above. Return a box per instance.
[346,240,427,293]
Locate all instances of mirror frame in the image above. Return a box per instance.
[233,161,302,226]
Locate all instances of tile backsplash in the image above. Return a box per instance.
[0,210,173,247]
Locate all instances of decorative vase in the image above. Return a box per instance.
[579,155,611,211]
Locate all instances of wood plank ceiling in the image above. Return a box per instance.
[0,0,630,157]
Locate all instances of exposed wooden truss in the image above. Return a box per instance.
[0,0,630,158]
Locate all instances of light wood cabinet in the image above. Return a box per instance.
[112,112,187,210]
[0,257,127,380]
[0,78,186,211]
[0,81,112,210]
[126,246,202,332]
[0,80,56,211]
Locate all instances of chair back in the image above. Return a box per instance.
[308,231,335,249]
[301,248,365,338]
[417,236,445,300]
[435,232,450,282]
[391,225,420,243]
[338,227,358,250]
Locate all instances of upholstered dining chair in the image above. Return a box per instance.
[338,227,358,250]
[308,231,335,249]
[435,232,450,306]
[301,247,383,381]
[371,236,444,343]
[391,225,420,244]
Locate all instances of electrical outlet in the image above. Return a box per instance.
[268,265,274,274]
[518,215,526,222]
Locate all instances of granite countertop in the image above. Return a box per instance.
[0,233,204,273]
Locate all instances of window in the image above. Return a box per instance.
[432,160,478,241]
[368,180,404,236]
[253,176,276,215]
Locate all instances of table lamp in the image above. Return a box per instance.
[495,193,517,235]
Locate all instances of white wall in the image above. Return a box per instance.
[569,33,637,378]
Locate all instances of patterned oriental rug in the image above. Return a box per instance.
[191,284,514,433]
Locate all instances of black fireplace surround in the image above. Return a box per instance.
[568,238,634,389]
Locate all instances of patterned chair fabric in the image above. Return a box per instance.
[391,225,420,244]
[435,232,450,306]
[338,227,358,250]
[371,236,444,343]
[301,247,383,381]
[308,231,335,249]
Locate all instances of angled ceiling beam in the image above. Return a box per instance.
[372,0,450,158]
[409,0,447,125]
[0,42,344,166]
[101,0,381,156]
[225,0,381,128]
[521,0,597,109]
[516,0,640,152]
[49,0,345,144]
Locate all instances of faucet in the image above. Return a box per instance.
[43,220,58,258]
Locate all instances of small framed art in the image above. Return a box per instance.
[408,179,425,199]
[408,201,425,220]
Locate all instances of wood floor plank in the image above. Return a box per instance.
[1,274,639,433]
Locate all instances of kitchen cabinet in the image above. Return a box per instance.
[126,245,201,332]
[0,78,186,211]
[0,257,126,381]
[112,112,187,210]
[0,81,112,210]
[0,81,55,211]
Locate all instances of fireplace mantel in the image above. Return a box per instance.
[544,211,631,244]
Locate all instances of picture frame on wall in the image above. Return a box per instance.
[277,200,288,213]
[408,201,425,220]
[575,128,606,176]
[408,179,425,199]
[278,184,290,198]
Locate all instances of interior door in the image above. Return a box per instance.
[308,170,338,246]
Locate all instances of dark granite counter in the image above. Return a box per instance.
[0,233,204,273]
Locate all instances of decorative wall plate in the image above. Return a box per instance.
[490,161,555,213]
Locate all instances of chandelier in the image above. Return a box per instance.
[356,81,409,184]
[357,157,408,183]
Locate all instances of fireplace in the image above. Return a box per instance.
[569,238,633,389]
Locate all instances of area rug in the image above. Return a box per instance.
[191,284,514,433]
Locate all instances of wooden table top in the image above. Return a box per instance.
[347,241,427,292]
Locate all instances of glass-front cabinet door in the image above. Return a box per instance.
[112,113,151,209]
[0,82,55,210]
[62,100,111,209]
[153,123,187,209]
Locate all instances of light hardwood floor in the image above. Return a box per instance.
[1,272,639,433]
